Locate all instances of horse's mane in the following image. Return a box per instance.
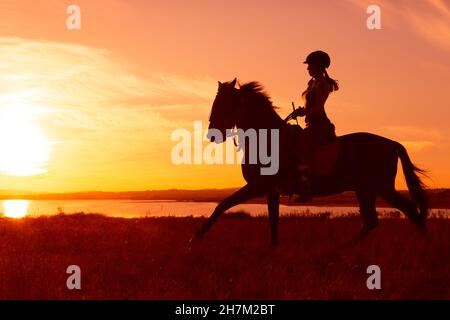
[239,81,283,125]
[239,82,277,111]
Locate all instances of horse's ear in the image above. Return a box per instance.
[230,78,237,88]
[218,81,222,88]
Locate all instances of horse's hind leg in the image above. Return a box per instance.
[379,189,426,233]
[355,190,379,240]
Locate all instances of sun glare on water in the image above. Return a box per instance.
[3,200,29,218]
[0,103,50,176]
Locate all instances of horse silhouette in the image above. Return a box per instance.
[190,78,428,246]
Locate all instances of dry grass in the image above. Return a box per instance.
[0,213,448,299]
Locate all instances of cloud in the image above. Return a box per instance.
[0,38,215,129]
[380,125,441,152]
[0,37,218,185]
[347,0,450,51]
[426,0,450,17]
[0,37,216,133]
[401,141,435,152]
[403,0,450,52]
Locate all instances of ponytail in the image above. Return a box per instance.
[324,69,339,92]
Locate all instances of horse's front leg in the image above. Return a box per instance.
[190,183,260,243]
[267,191,280,246]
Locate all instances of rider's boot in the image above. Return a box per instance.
[294,164,313,203]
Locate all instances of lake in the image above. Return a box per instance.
[1,199,448,219]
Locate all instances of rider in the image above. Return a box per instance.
[290,50,339,201]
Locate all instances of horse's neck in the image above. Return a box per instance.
[240,110,284,130]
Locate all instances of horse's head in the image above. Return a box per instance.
[207,78,240,143]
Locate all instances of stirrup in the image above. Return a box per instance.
[292,174,313,202]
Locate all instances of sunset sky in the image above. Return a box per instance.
[0,0,449,192]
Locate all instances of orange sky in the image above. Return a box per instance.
[0,0,449,192]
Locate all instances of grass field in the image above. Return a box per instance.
[0,213,448,299]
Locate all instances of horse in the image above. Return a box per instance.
[190,78,428,246]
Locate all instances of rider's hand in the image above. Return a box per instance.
[285,106,305,122]
[292,107,306,118]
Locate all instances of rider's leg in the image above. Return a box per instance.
[293,128,315,202]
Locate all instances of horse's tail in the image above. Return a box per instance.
[396,142,429,220]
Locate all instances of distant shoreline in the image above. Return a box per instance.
[0,188,449,209]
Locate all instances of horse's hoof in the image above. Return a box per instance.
[352,224,377,243]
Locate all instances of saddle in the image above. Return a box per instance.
[282,124,339,177]
[311,141,339,176]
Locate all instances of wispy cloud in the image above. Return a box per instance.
[0,37,216,132]
[347,0,450,51]
[404,0,450,52]
[380,125,442,152]
[0,38,215,129]
[0,38,218,188]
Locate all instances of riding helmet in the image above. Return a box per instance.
[303,50,331,68]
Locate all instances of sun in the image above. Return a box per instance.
[0,103,51,176]
[3,200,29,218]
